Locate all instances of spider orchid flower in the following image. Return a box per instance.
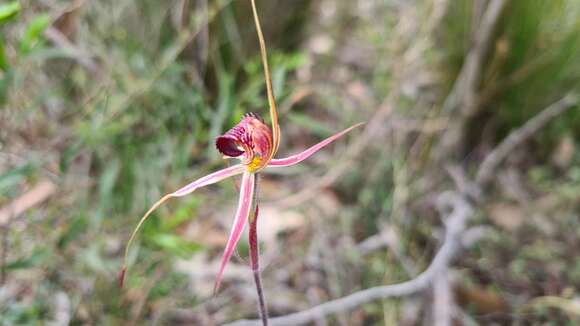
[120,4,362,323]
[119,112,362,292]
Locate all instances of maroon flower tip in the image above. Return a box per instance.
[215,113,273,171]
[216,135,245,157]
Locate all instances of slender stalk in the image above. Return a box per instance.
[0,225,8,284]
[247,1,277,319]
[249,0,280,158]
[249,175,268,325]
[252,255,268,326]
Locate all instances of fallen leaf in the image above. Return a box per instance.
[257,205,306,247]
[487,203,525,231]
[0,180,57,226]
[551,135,575,169]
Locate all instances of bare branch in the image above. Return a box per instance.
[476,93,578,185]
[432,271,453,326]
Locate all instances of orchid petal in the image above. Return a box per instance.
[172,165,244,197]
[214,171,256,294]
[267,123,364,168]
[119,164,244,288]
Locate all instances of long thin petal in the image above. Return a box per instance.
[213,171,256,294]
[172,164,245,197]
[267,123,364,168]
[120,164,244,288]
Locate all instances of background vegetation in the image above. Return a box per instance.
[1,0,579,324]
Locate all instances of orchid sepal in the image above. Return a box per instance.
[250,0,280,162]
[119,164,244,288]
[267,122,364,168]
[213,171,256,294]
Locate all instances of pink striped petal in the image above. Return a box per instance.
[267,123,363,168]
[213,171,256,294]
[120,164,244,288]
[172,164,244,197]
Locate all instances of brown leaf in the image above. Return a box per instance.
[53,0,86,40]
[551,135,575,169]
[487,203,525,231]
[0,180,57,226]
[455,284,509,315]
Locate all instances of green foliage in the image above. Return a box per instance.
[0,41,8,71]
[440,0,580,141]
[0,1,22,98]
[148,233,202,258]
[5,247,49,271]
[0,0,309,322]
[0,1,20,24]
[3,0,579,324]
[19,13,50,54]
[0,163,36,197]
[497,0,580,135]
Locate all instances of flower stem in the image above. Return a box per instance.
[252,265,268,326]
[249,199,268,325]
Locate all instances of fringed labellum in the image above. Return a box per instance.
[216,113,273,173]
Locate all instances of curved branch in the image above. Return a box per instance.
[476,93,578,185]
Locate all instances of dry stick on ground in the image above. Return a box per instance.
[225,92,578,325]
[432,268,453,326]
[0,224,8,284]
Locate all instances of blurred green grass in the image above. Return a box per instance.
[1,0,580,324]
[1,0,310,322]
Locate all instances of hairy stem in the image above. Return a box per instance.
[253,265,268,326]
[249,177,268,325]
[0,225,8,284]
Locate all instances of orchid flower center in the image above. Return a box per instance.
[216,113,273,173]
